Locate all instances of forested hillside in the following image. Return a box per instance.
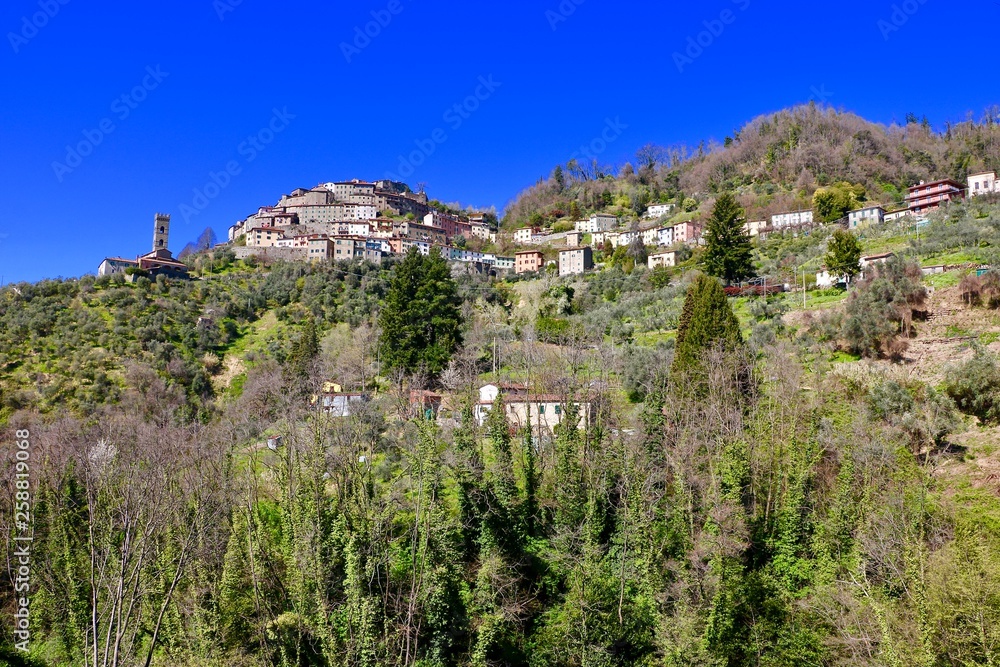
[6,109,1000,666]
[504,104,1000,228]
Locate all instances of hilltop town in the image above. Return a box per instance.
[98,170,1000,286]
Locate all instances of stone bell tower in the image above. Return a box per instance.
[153,213,170,253]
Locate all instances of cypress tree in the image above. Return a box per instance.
[702,192,755,285]
[670,274,743,388]
[379,247,463,376]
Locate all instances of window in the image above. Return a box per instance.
[538,405,545,414]
[554,405,561,415]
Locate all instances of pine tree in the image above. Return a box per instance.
[285,317,319,386]
[702,192,755,285]
[553,164,566,192]
[379,247,463,376]
[670,274,743,387]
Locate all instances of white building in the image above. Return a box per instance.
[848,206,885,230]
[648,251,676,269]
[474,384,592,432]
[641,227,661,245]
[816,269,845,288]
[559,246,593,276]
[657,226,674,246]
[576,213,618,234]
[744,220,768,237]
[884,209,910,223]
[968,172,999,197]
[645,203,675,218]
[771,210,814,228]
[514,228,535,244]
[98,257,139,277]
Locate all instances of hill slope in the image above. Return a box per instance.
[504,103,1000,227]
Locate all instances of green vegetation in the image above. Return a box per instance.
[8,109,1000,666]
[812,181,865,221]
[378,247,463,376]
[824,229,863,283]
[702,192,754,284]
[670,274,743,386]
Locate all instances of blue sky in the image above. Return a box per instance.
[0,0,997,283]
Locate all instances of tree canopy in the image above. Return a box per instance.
[702,192,755,284]
[671,274,744,386]
[824,229,863,284]
[379,247,463,376]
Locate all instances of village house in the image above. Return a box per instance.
[515,250,544,274]
[906,179,965,213]
[816,269,846,288]
[968,171,999,197]
[493,256,516,271]
[645,203,675,218]
[514,227,537,244]
[657,226,675,246]
[771,210,814,228]
[388,238,432,256]
[424,211,473,239]
[473,383,592,432]
[393,220,448,245]
[316,391,370,417]
[592,231,613,247]
[410,390,444,420]
[247,226,284,247]
[559,246,593,276]
[470,222,495,241]
[648,251,677,269]
[566,231,584,247]
[673,221,702,245]
[884,208,910,223]
[848,206,885,230]
[641,227,661,246]
[308,236,334,260]
[743,220,768,237]
[575,213,618,234]
[860,252,894,279]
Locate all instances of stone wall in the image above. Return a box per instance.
[233,246,309,262]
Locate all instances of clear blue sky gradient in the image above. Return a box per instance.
[1,0,997,283]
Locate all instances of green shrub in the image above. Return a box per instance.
[944,346,1000,424]
[536,316,571,342]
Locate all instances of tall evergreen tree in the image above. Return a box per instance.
[671,274,744,386]
[702,192,755,284]
[379,247,463,376]
[286,317,319,386]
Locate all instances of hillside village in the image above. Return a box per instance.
[98,170,1000,289]
[86,165,1000,438]
[13,106,1000,667]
